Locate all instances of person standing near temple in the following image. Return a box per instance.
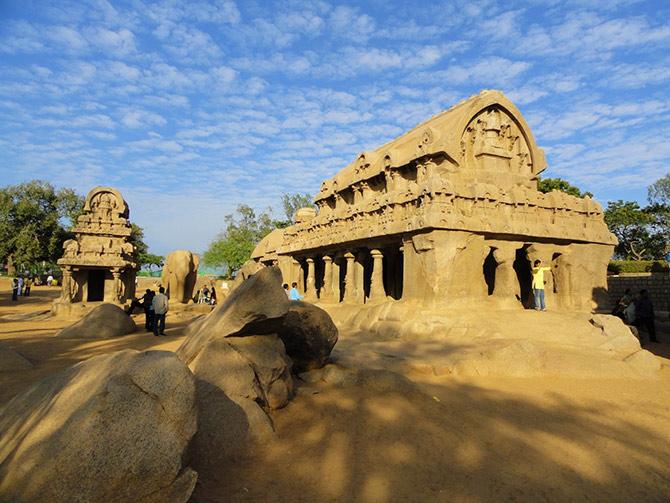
[11,278,19,301]
[151,287,169,336]
[23,276,32,297]
[635,289,658,343]
[17,276,23,296]
[531,259,551,311]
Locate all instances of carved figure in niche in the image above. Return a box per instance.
[63,239,79,258]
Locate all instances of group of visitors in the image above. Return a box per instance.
[128,287,169,336]
[195,284,217,305]
[283,282,304,301]
[11,276,34,301]
[612,288,658,343]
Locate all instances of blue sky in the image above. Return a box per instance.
[1,0,669,256]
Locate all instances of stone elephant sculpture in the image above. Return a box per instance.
[161,250,200,303]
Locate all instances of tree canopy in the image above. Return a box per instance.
[0,181,84,273]
[604,173,670,260]
[0,180,155,273]
[203,193,313,276]
[203,204,276,275]
[537,177,593,198]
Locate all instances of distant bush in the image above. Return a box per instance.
[608,260,669,274]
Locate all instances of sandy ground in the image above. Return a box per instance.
[1,278,669,502]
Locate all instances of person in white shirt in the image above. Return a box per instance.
[151,286,169,336]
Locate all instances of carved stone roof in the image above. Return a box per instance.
[57,186,136,270]
[315,90,546,202]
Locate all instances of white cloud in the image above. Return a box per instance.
[120,109,167,129]
[85,27,136,56]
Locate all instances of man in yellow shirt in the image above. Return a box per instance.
[532,259,551,311]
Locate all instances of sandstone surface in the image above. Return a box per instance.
[0,345,33,371]
[0,350,197,502]
[55,302,136,338]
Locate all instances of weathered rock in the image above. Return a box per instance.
[590,314,641,352]
[0,345,33,371]
[276,301,338,372]
[188,335,292,473]
[624,350,662,376]
[177,266,289,363]
[0,350,197,502]
[55,303,136,338]
[227,335,294,409]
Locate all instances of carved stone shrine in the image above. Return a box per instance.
[251,90,617,311]
[52,187,137,317]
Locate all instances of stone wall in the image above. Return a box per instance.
[608,273,670,311]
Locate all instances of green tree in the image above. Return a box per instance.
[128,223,157,268]
[648,173,670,205]
[604,200,657,260]
[0,180,84,273]
[278,193,314,227]
[203,204,275,275]
[537,177,593,198]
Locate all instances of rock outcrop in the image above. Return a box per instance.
[0,345,33,371]
[276,301,338,372]
[176,267,294,472]
[55,303,136,338]
[0,350,197,502]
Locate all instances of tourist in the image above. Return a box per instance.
[11,278,18,301]
[531,259,551,311]
[283,283,291,298]
[289,282,303,301]
[634,289,658,343]
[46,274,54,286]
[612,288,633,321]
[151,287,169,336]
[17,276,23,296]
[200,285,210,304]
[209,284,217,305]
[23,276,32,296]
[142,289,156,331]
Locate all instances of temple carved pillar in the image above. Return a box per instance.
[355,250,366,303]
[492,244,518,307]
[322,255,333,301]
[291,258,300,288]
[305,257,316,300]
[112,268,123,303]
[332,254,342,302]
[60,267,73,303]
[369,249,385,302]
[343,252,356,303]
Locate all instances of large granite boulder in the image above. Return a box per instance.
[177,267,294,474]
[0,350,197,502]
[277,301,338,372]
[189,335,293,473]
[56,303,136,338]
[178,267,290,363]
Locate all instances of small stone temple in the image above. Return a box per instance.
[252,90,617,311]
[52,187,137,316]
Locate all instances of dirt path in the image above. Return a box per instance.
[1,278,669,501]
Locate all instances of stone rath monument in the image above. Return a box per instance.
[52,187,137,317]
[252,90,617,311]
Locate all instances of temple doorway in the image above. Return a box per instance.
[513,246,532,308]
[87,270,105,301]
[483,248,497,296]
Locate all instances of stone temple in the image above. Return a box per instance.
[252,90,617,311]
[52,187,137,316]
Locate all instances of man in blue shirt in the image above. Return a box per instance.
[289,282,303,301]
